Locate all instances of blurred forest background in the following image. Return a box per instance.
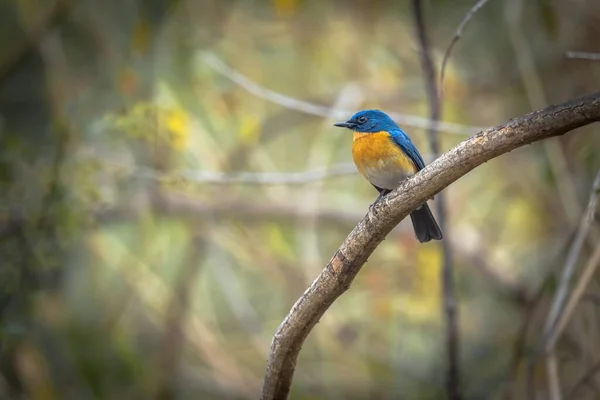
[1,0,600,399]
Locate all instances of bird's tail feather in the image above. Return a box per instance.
[409,203,443,243]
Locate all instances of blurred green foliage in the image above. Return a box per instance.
[1,0,600,399]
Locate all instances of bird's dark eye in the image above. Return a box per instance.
[358,116,367,124]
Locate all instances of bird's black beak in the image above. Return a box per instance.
[333,121,354,129]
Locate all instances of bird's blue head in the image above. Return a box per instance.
[333,109,398,133]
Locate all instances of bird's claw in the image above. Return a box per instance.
[369,202,377,216]
[369,190,390,217]
[369,196,383,216]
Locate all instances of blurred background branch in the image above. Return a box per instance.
[566,51,600,61]
[201,52,484,136]
[440,0,493,94]
[411,0,460,399]
[542,172,600,399]
[102,160,360,186]
[155,233,209,400]
[544,172,600,348]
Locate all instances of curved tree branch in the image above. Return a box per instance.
[260,91,600,400]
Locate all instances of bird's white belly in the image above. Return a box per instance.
[363,164,413,191]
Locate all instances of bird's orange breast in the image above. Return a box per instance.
[352,131,417,189]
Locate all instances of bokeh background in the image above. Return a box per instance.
[1,0,600,399]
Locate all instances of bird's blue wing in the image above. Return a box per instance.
[389,129,426,171]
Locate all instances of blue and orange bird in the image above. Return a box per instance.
[334,110,443,243]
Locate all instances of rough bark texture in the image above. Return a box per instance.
[261,92,600,400]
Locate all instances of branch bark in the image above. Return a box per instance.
[260,91,600,400]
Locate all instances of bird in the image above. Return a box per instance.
[334,109,443,243]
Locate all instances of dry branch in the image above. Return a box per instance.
[411,0,460,397]
[440,0,493,93]
[566,51,600,61]
[108,161,360,186]
[260,91,600,400]
[201,52,483,136]
[543,171,600,348]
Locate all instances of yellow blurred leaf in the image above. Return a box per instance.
[506,197,542,235]
[416,246,441,292]
[238,113,261,143]
[273,0,299,17]
[110,102,190,151]
[164,107,191,151]
[398,246,442,323]
[131,18,150,54]
[266,225,295,260]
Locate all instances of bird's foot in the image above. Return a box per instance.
[368,201,378,215]
[369,191,389,216]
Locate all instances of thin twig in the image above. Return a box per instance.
[439,0,493,94]
[543,172,600,346]
[151,163,357,185]
[566,362,600,400]
[549,244,600,349]
[98,191,368,229]
[552,246,600,398]
[504,233,574,400]
[547,353,562,400]
[260,91,600,400]
[566,51,600,61]
[412,1,460,398]
[94,156,437,186]
[412,0,441,152]
[527,357,537,400]
[541,172,600,400]
[200,52,484,136]
[155,235,208,400]
[88,157,361,186]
